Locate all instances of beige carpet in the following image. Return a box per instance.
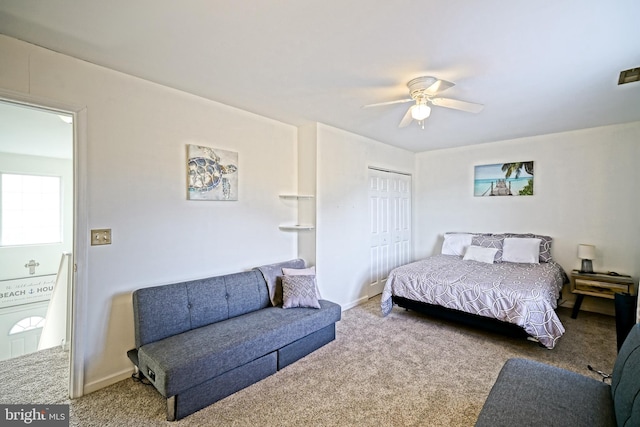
[0,345,69,405]
[1,296,617,426]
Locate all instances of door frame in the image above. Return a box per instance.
[0,88,88,399]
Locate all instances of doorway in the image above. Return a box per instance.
[0,99,74,393]
[368,168,411,297]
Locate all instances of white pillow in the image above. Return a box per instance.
[463,245,498,264]
[441,233,474,256]
[282,266,321,298]
[282,266,316,276]
[502,237,541,263]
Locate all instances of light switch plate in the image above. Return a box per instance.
[91,229,112,245]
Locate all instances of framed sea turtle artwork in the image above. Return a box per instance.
[187,144,238,201]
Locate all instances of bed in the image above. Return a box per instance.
[380,233,568,349]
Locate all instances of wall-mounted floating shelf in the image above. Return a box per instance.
[278,224,315,231]
[279,194,315,231]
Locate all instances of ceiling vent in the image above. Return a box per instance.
[618,68,640,85]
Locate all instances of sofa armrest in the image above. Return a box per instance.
[475,358,615,427]
[127,348,139,368]
[612,323,640,426]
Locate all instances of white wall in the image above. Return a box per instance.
[296,123,318,265]
[415,121,640,314]
[2,32,637,394]
[312,124,414,309]
[0,35,299,392]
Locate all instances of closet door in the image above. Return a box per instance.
[369,169,411,297]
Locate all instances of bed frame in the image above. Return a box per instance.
[392,296,534,340]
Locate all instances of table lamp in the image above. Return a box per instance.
[578,244,596,273]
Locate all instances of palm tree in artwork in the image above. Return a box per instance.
[501,161,533,178]
[501,161,534,195]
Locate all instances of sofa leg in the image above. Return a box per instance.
[131,365,144,380]
[166,396,176,421]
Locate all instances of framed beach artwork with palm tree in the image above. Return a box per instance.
[474,161,534,197]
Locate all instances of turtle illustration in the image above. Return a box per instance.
[188,147,237,199]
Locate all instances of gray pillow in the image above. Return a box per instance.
[471,234,505,263]
[254,259,306,306]
[282,275,321,309]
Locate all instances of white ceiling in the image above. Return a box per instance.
[0,1,639,153]
[0,101,73,159]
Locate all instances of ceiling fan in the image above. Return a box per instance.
[363,76,484,129]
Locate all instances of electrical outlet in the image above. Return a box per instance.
[91,229,112,245]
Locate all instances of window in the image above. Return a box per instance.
[9,316,46,334]
[1,173,62,246]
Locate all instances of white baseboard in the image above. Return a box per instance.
[83,367,134,395]
[341,296,369,311]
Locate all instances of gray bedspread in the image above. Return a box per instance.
[381,254,567,348]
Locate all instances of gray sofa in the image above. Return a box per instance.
[475,323,640,426]
[127,259,341,421]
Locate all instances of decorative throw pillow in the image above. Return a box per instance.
[463,245,498,264]
[502,237,541,263]
[471,234,505,262]
[441,233,474,256]
[282,266,321,299]
[282,275,321,309]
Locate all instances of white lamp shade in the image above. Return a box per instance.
[578,244,596,260]
[411,104,431,121]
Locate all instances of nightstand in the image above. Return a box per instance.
[569,270,636,318]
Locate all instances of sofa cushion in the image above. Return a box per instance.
[133,270,270,347]
[475,358,615,427]
[611,323,640,427]
[138,299,341,397]
[223,270,271,318]
[186,276,229,328]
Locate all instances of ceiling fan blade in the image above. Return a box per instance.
[362,98,413,108]
[431,97,484,113]
[425,79,455,96]
[398,106,414,128]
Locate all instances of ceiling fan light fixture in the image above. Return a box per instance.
[365,76,483,129]
[411,103,431,121]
